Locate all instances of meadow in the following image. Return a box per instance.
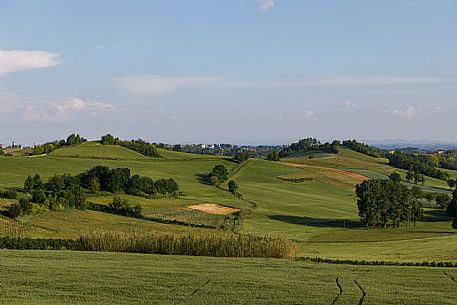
[2,142,457,304]
[2,143,457,261]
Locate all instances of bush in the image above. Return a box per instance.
[0,189,17,199]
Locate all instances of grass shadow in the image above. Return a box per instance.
[268,215,361,228]
[195,173,210,185]
[422,209,453,222]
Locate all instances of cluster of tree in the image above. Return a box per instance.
[342,140,382,158]
[388,151,449,181]
[406,169,425,185]
[101,134,160,157]
[356,179,423,228]
[31,133,87,155]
[279,138,340,158]
[438,155,457,171]
[77,166,179,197]
[266,150,280,161]
[209,165,229,186]
[24,174,87,211]
[233,152,250,163]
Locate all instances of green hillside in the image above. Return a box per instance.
[49,142,150,160]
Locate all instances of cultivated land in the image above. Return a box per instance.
[2,142,457,303]
[3,250,457,305]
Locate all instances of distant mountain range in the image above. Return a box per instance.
[364,140,457,151]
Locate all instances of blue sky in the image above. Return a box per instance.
[0,0,456,145]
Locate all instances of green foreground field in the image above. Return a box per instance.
[2,250,457,305]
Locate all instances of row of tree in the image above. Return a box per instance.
[388,151,450,181]
[356,179,423,228]
[101,134,160,157]
[279,138,340,158]
[342,140,382,158]
[31,133,87,155]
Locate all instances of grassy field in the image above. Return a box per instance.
[2,144,457,262]
[49,142,150,160]
[2,250,457,305]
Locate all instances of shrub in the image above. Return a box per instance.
[0,190,17,199]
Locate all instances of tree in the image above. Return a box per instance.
[31,189,46,204]
[172,144,182,152]
[210,165,228,183]
[447,190,457,217]
[88,177,101,193]
[64,185,87,209]
[18,198,32,215]
[24,175,34,191]
[406,170,414,183]
[234,152,249,163]
[423,192,435,205]
[389,172,401,183]
[411,186,423,199]
[267,150,280,161]
[228,180,239,194]
[448,179,456,190]
[101,134,116,145]
[453,217,457,229]
[209,176,219,186]
[9,203,21,218]
[436,193,451,210]
[33,174,44,190]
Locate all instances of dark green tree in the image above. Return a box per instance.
[210,165,229,183]
[389,172,401,183]
[228,180,239,194]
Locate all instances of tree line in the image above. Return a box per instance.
[342,140,382,158]
[279,138,340,158]
[101,134,160,157]
[388,151,450,181]
[30,133,86,155]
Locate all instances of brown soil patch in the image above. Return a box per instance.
[187,203,239,215]
[278,162,368,180]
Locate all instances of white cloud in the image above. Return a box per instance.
[0,95,113,123]
[0,50,60,76]
[303,109,315,119]
[342,101,360,108]
[115,75,225,98]
[385,106,416,120]
[257,0,274,11]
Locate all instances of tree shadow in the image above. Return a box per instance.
[267,215,361,228]
[422,209,452,222]
[195,173,210,185]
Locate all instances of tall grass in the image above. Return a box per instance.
[0,217,34,237]
[79,231,298,259]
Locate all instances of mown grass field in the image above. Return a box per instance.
[2,250,457,305]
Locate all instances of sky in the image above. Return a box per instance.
[0,0,456,145]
